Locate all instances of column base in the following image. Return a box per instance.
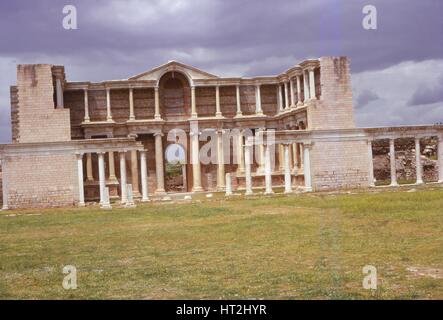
[190,113,198,119]
[390,182,399,187]
[416,180,424,185]
[298,102,304,107]
[1,206,9,211]
[124,202,136,208]
[284,189,293,194]
[100,203,112,210]
[141,197,151,202]
[215,112,223,118]
[106,117,113,122]
[234,112,243,118]
[264,191,274,195]
[245,191,254,196]
[217,186,226,192]
[154,115,162,120]
[84,117,90,123]
[303,187,312,192]
[78,202,86,207]
[192,186,203,192]
[128,116,136,121]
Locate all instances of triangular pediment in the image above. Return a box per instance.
[129,60,219,81]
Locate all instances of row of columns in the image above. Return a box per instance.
[277,68,317,112]
[76,150,149,207]
[367,136,443,186]
[81,72,317,123]
[241,140,312,195]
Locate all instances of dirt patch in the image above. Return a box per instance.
[406,266,443,279]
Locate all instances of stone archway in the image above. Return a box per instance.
[164,143,188,192]
[158,71,191,120]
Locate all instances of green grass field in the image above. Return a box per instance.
[1,186,442,299]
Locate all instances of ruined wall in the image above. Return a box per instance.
[4,153,79,209]
[15,64,71,143]
[308,57,355,130]
[311,139,370,190]
[373,138,439,182]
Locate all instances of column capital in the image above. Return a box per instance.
[75,152,84,159]
[153,131,164,137]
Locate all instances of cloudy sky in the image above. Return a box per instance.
[1,0,442,143]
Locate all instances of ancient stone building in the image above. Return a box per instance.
[1,57,442,209]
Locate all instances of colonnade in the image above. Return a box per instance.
[76,149,149,208]
[80,68,317,123]
[367,135,443,186]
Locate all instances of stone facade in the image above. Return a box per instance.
[1,57,442,209]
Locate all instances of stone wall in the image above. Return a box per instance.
[4,153,79,209]
[311,139,370,190]
[15,64,71,143]
[10,86,19,143]
[308,57,355,130]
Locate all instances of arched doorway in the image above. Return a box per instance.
[165,143,188,192]
[158,71,191,120]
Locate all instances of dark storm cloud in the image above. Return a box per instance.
[356,89,379,109]
[0,0,442,143]
[408,75,443,106]
[0,0,442,75]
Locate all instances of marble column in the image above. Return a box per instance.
[86,153,94,182]
[191,86,197,118]
[225,173,233,196]
[264,144,273,195]
[300,144,304,172]
[235,85,242,117]
[154,87,161,120]
[108,152,117,181]
[217,130,225,191]
[2,159,8,210]
[256,129,265,174]
[106,88,113,122]
[438,134,443,183]
[154,133,166,194]
[245,138,253,195]
[255,85,263,115]
[56,78,64,109]
[308,67,316,100]
[129,88,135,121]
[415,137,424,185]
[278,84,284,112]
[215,86,222,118]
[367,139,375,187]
[131,150,140,195]
[279,144,285,172]
[140,150,149,201]
[284,81,289,109]
[76,153,85,206]
[303,71,310,103]
[284,144,292,193]
[83,89,90,122]
[236,131,245,174]
[389,138,398,187]
[98,152,106,204]
[290,78,295,108]
[119,152,128,204]
[191,131,203,192]
[303,144,312,191]
[296,75,302,106]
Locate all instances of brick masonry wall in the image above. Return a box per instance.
[5,153,79,209]
[10,86,19,143]
[311,139,370,190]
[16,65,71,143]
[308,57,355,130]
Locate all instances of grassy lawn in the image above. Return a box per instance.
[0,186,442,299]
